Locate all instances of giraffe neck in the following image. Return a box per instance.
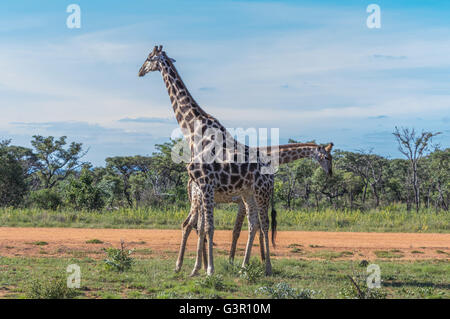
[159,58,247,161]
[159,59,210,144]
[268,143,319,165]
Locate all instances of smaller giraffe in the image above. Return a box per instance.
[229,142,333,262]
[177,142,333,271]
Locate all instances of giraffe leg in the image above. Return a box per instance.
[202,236,208,270]
[175,203,198,272]
[202,186,215,276]
[241,195,259,267]
[255,194,272,276]
[259,227,266,262]
[229,199,246,263]
[190,207,205,277]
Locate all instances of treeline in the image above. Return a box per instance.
[0,127,448,212]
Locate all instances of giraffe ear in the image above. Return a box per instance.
[170,58,176,63]
[324,143,333,153]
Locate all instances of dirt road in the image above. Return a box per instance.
[0,227,449,260]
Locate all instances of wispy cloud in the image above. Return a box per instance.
[0,0,449,163]
[118,117,175,124]
[372,54,407,60]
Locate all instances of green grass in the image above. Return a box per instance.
[31,241,48,246]
[307,250,354,260]
[1,204,448,233]
[0,256,448,299]
[85,239,103,244]
[374,250,405,259]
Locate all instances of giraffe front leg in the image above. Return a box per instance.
[229,199,246,263]
[202,187,215,276]
[175,198,199,272]
[190,212,205,277]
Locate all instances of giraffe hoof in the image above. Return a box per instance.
[174,267,181,273]
[189,270,199,277]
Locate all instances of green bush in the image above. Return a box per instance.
[195,274,226,290]
[239,261,264,283]
[30,189,63,210]
[64,168,106,210]
[256,282,318,299]
[103,241,134,272]
[339,271,387,299]
[26,277,78,299]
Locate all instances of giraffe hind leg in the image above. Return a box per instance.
[229,199,246,263]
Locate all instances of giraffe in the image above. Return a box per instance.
[228,142,333,261]
[139,45,278,276]
[180,142,333,268]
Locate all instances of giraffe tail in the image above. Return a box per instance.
[271,191,277,248]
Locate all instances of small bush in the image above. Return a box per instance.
[26,277,78,299]
[30,189,62,210]
[103,240,134,272]
[340,272,387,299]
[256,282,317,299]
[195,274,225,291]
[239,261,264,283]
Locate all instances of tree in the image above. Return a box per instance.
[384,159,409,205]
[311,167,347,209]
[334,150,374,203]
[428,148,449,210]
[64,165,106,210]
[392,127,441,212]
[0,140,28,206]
[105,156,139,207]
[31,135,87,189]
[275,158,315,209]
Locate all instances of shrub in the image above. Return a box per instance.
[64,168,106,210]
[26,277,78,299]
[30,189,62,210]
[195,274,225,291]
[103,240,134,272]
[339,272,387,299]
[256,282,317,299]
[239,261,264,283]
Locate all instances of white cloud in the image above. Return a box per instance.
[1,2,449,161]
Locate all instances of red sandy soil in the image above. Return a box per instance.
[0,227,449,261]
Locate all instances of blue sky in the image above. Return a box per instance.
[1,0,449,166]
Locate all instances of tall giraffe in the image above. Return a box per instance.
[139,46,278,276]
[180,142,333,268]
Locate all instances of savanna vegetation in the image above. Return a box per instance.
[0,254,448,299]
[0,127,448,232]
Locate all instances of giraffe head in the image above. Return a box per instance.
[138,45,176,77]
[315,143,333,176]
